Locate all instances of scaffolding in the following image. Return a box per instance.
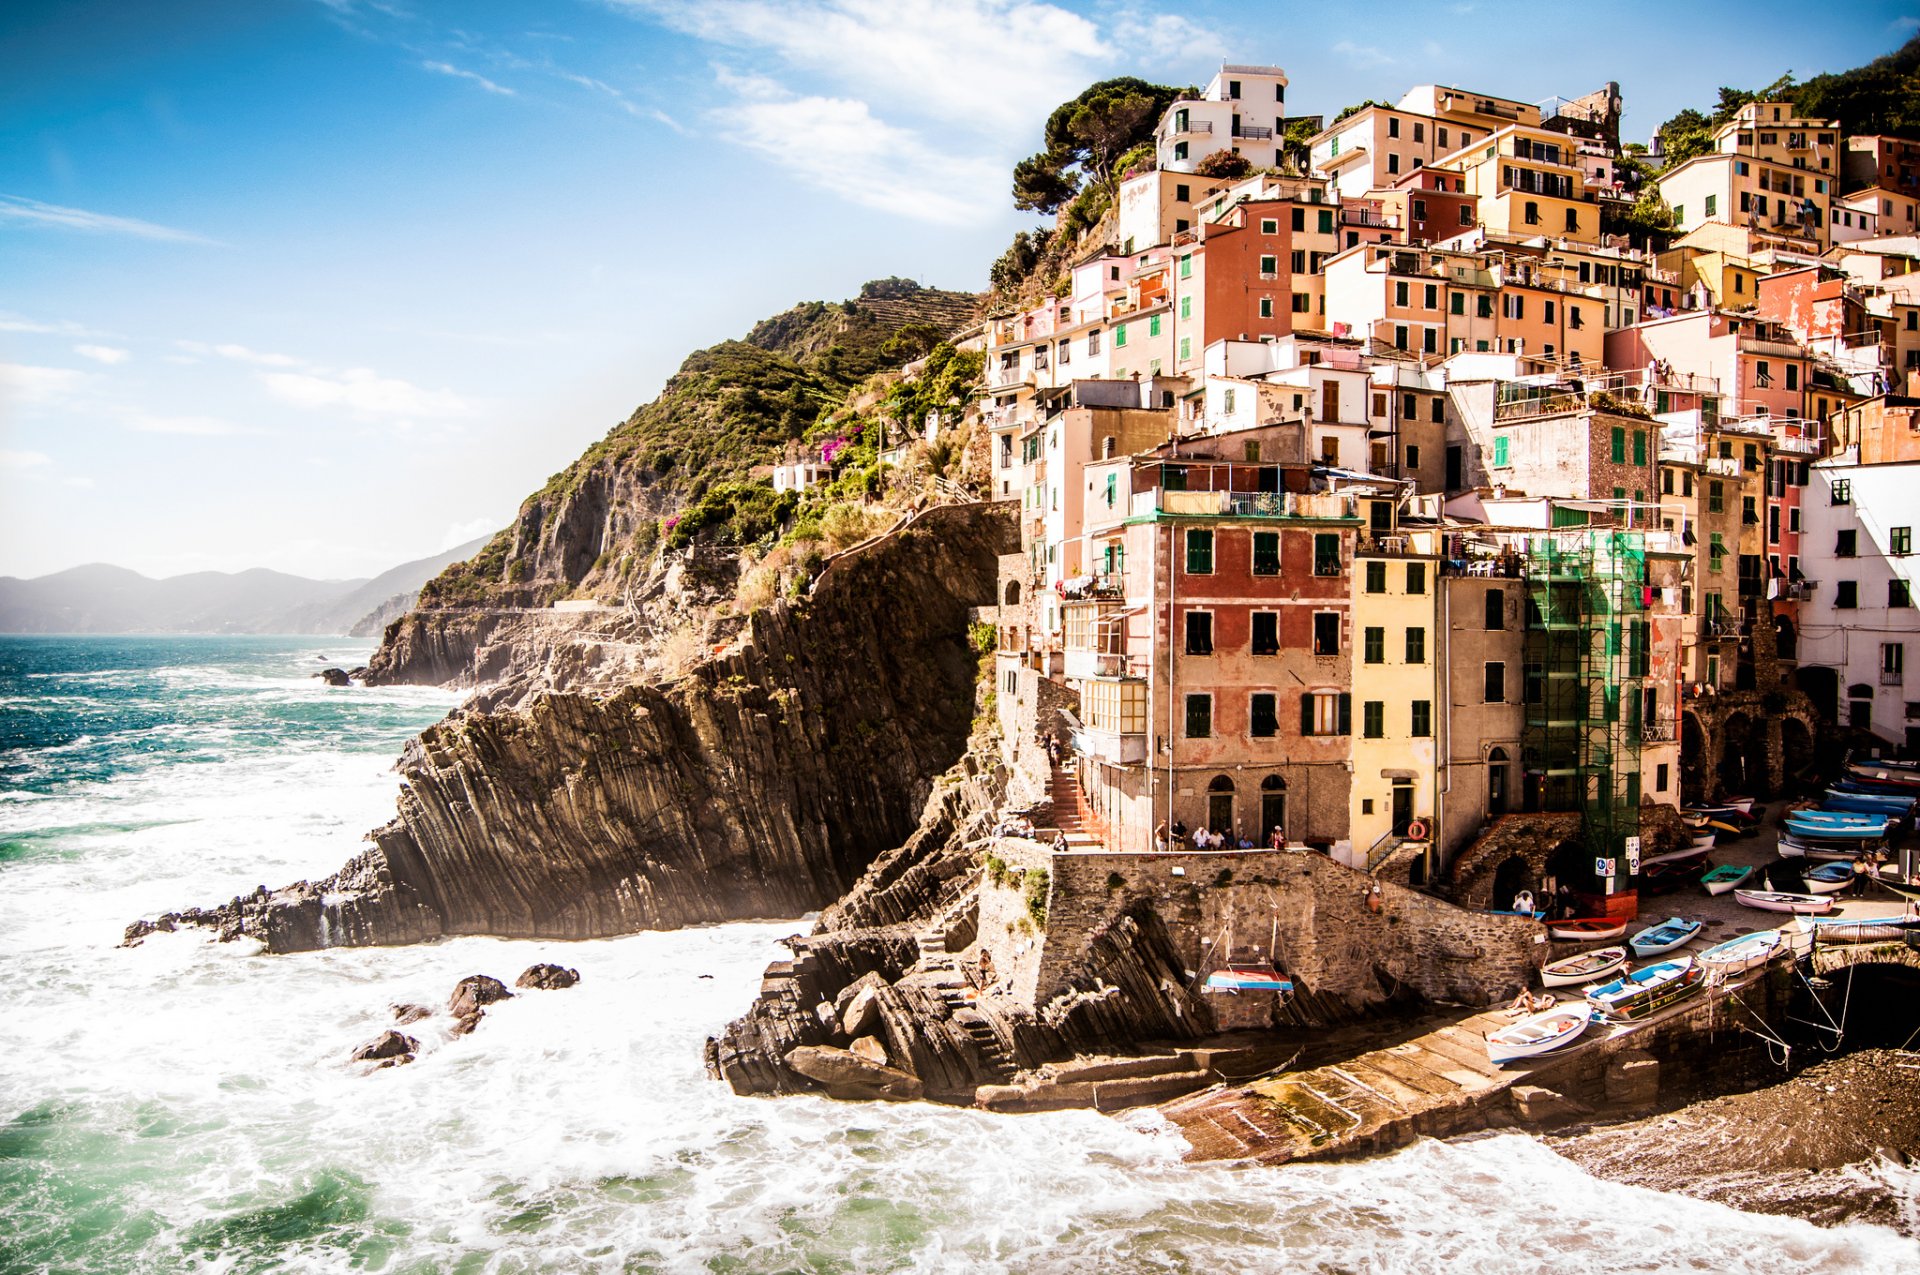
[1523,529,1649,885]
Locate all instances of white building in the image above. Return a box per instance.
[1799,455,1920,750]
[1154,64,1290,174]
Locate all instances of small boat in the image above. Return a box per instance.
[1689,833,1719,851]
[1696,929,1783,975]
[1685,804,1754,825]
[1701,864,1753,896]
[1822,790,1916,819]
[1721,795,1756,815]
[1643,858,1710,894]
[1629,916,1702,957]
[1204,962,1293,993]
[1704,819,1751,844]
[1642,844,1712,868]
[1586,957,1703,1021]
[1734,888,1835,915]
[1851,752,1920,773]
[1783,812,1892,839]
[1844,766,1920,793]
[1486,1002,1596,1064]
[1779,834,1873,862]
[1547,917,1628,942]
[1810,915,1920,944]
[1541,945,1628,988]
[1802,862,1858,895]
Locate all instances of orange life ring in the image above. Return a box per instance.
[1406,820,1428,840]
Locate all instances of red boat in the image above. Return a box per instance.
[1547,917,1629,941]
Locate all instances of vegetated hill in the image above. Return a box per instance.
[418,277,980,610]
[0,537,490,635]
[1794,33,1920,139]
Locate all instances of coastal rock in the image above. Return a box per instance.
[449,975,512,1018]
[390,1003,432,1025]
[315,668,352,688]
[350,1030,418,1067]
[783,1045,923,1101]
[848,1035,889,1065]
[147,503,1014,953]
[515,963,580,991]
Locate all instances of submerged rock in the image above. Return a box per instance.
[449,974,512,1035]
[783,1045,923,1101]
[390,1003,432,1025]
[515,963,580,991]
[315,668,352,688]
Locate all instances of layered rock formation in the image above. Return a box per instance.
[136,503,1014,952]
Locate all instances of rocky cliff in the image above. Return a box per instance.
[136,502,1015,952]
[363,278,978,689]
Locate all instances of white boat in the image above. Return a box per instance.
[1734,888,1835,915]
[1540,945,1627,989]
[1696,929,1783,975]
[1722,796,1756,815]
[1810,915,1920,944]
[1778,835,1868,862]
[1547,917,1629,942]
[1689,833,1719,852]
[1486,1002,1595,1064]
[1628,916,1702,957]
[1585,957,1702,1021]
[1801,862,1856,895]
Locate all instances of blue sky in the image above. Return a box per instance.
[2,0,1915,579]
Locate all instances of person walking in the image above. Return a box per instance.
[1851,854,1872,897]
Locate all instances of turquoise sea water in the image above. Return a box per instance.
[1,635,1916,1273]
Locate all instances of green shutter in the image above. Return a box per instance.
[1337,693,1351,735]
[1633,429,1647,465]
[1301,693,1316,736]
[1115,322,1127,348]
[1611,426,1625,463]
[1493,435,1509,467]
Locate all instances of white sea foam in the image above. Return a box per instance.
[2,640,1916,1273]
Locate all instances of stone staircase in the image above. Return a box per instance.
[1046,760,1104,849]
[912,924,1016,1081]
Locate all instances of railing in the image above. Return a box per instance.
[1365,830,1403,874]
[1235,124,1274,140]
[1168,120,1213,135]
[1642,720,1676,742]
[1778,579,1816,599]
[1341,208,1399,228]
[1883,669,1906,686]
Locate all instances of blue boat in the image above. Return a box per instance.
[1628,916,1702,957]
[1822,789,1916,818]
[1783,813,1891,839]
[1586,957,1703,1021]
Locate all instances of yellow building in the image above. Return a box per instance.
[1656,103,1841,252]
[1348,532,1443,857]
[1442,124,1601,244]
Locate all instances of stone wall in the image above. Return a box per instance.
[1033,847,1541,1020]
[975,836,1055,1004]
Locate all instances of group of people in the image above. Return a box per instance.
[1152,820,1286,853]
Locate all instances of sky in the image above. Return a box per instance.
[2,0,1916,580]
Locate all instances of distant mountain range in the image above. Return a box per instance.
[0,537,492,636]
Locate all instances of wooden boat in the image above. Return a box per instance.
[1722,795,1756,815]
[1643,844,1712,868]
[1486,1002,1595,1064]
[1783,812,1892,839]
[1802,862,1858,895]
[1843,766,1920,793]
[1778,834,1874,861]
[1547,917,1628,942]
[1642,857,1709,894]
[1685,804,1754,825]
[1586,957,1703,1021]
[1629,916,1703,957]
[1696,929,1783,975]
[1823,790,1916,819]
[1811,915,1920,944]
[1204,961,1293,993]
[1541,945,1627,988]
[1701,864,1753,896]
[1735,888,1835,915]
[1689,833,1719,851]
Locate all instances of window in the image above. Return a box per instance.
[1837,580,1858,608]
[1484,588,1505,630]
[1237,529,1277,577]
[1708,481,1724,514]
[1252,611,1280,655]
[1461,204,1474,226]
[1250,693,1278,737]
[1176,183,1190,202]
[1180,336,1192,360]
[1484,661,1506,703]
[1114,322,1127,349]
[1313,612,1341,655]
[1291,293,1310,313]
[1411,700,1432,737]
[1893,526,1912,555]
[1493,435,1510,467]
[1291,207,1305,231]
[1260,217,1278,234]
[1313,533,1341,576]
[1414,198,1428,220]
[1407,562,1426,594]
[1837,529,1857,557]
[1180,294,1192,320]
[1408,444,1422,468]
[1185,528,1213,574]
[1260,254,1277,276]
[1364,626,1385,664]
[1396,281,1409,307]
[1885,643,1906,685]
[1363,701,1385,738]
[1260,298,1274,318]
[1088,329,1101,355]
[1633,430,1647,466]
[1892,580,1913,609]
[1185,693,1212,737]
[1318,209,1334,234]
[1450,291,1464,315]
[1185,610,1213,655]
[1611,426,1625,463]
[1704,194,1717,218]
[1832,479,1851,504]
[1405,626,1426,663]
[1525,201,1540,225]
[1424,283,1438,310]
[1365,561,1386,593]
[1103,472,1117,507]
[1302,691,1350,736]
[1709,533,1725,572]
[1179,254,1193,279]
[1148,315,1161,338]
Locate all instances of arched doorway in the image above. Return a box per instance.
[1491,854,1533,913]
[1207,775,1235,838]
[1680,711,1709,803]
[1780,716,1815,793]
[1487,747,1510,819]
[1004,580,1021,606]
[1797,665,1839,722]
[1847,683,1874,733]
[1260,775,1286,844]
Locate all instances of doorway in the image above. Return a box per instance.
[1260,775,1286,843]
[1391,779,1415,834]
[1487,747,1509,818]
[1207,775,1236,838]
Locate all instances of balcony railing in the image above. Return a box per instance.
[1883,668,1906,687]
[1234,124,1274,140]
[1166,120,1213,136]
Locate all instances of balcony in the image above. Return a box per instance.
[1342,208,1400,228]
[1702,617,1743,640]
[1234,124,1274,140]
[1885,668,1906,687]
[1166,119,1213,137]
[1778,579,1816,599]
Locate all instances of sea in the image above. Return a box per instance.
[1,634,1915,1274]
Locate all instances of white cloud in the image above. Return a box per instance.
[74,344,129,365]
[259,367,474,419]
[1107,9,1227,68]
[422,59,516,96]
[438,516,503,550]
[0,449,52,470]
[123,411,255,436]
[616,0,1107,134]
[175,340,308,367]
[1893,15,1920,33]
[715,82,1006,225]
[0,314,94,336]
[0,362,85,405]
[1332,40,1396,69]
[0,195,216,244]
